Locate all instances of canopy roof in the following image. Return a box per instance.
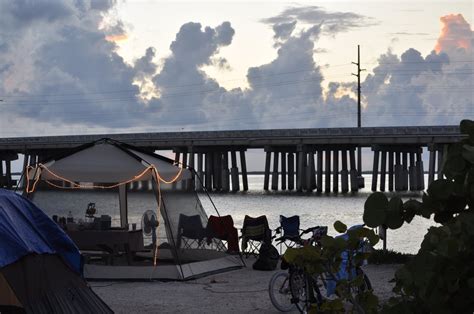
[0,188,81,273]
[30,139,191,184]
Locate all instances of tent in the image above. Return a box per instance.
[25,139,244,280]
[0,188,113,313]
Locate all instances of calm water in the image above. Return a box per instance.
[33,175,435,254]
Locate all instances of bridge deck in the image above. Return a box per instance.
[0,125,464,151]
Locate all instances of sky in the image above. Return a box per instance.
[0,0,473,137]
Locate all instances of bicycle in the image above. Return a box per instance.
[268,226,328,312]
[288,225,373,313]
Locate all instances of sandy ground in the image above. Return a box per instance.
[92,260,400,313]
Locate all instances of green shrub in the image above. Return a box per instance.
[367,250,413,265]
[363,119,474,313]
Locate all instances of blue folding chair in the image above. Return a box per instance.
[273,215,302,253]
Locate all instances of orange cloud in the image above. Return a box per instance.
[435,14,472,53]
[105,33,128,42]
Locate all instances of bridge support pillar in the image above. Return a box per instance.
[222,152,230,192]
[388,151,394,191]
[333,150,339,193]
[395,153,402,191]
[317,150,323,193]
[187,151,195,190]
[380,150,387,192]
[296,150,304,192]
[349,149,358,192]
[205,153,212,191]
[371,149,380,192]
[181,152,188,190]
[240,151,248,191]
[309,152,316,191]
[172,152,180,190]
[437,145,444,179]
[305,153,311,191]
[281,152,287,191]
[416,151,424,190]
[428,145,435,185]
[409,152,416,191]
[288,153,294,190]
[197,153,204,191]
[271,152,279,191]
[5,160,12,189]
[18,154,29,190]
[341,150,349,193]
[302,152,309,191]
[264,151,271,191]
[325,150,331,193]
[230,151,240,192]
[215,152,223,191]
[402,153,409,191]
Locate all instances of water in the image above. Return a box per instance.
[32,175,436,254]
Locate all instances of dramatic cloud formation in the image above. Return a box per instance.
[0,0,144,134]
[362,13,473,126]
[0,3,472,136]
[435,14,473,54]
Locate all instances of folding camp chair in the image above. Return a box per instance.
[273,215,302,253]
[206,215,240,253]
[240,215,271,257]
[176,214,207,250]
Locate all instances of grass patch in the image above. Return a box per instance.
[368,249,414,265]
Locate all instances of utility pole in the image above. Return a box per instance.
[352,45,365,187]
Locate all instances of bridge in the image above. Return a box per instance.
[0,125,464,193]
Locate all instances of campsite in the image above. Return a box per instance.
[1,138,397,313]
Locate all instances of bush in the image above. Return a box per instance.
[367,250,413,265]
[363,119,474,313]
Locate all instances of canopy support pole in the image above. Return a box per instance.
[119,184,128,228]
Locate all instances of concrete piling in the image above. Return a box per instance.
[231,151,240,192]
[271,151,279,191]
[380,150,387,192]
[333,150,339,193]
[240,151,249,191]
[325,150,331,193]
[288,153,295,190]
[341,150,349,193]
[281,152,287,191]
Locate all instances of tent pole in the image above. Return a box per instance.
[119,184,128,229]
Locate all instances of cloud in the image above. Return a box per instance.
[361,13,473,127]
[262,6,377,35]
[435,14,473,54]
[0,0,145,132]
[273,21,297,41]
[0,4,471,137]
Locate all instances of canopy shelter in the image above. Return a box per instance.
[25,139,243,280]
[0,188,113,313]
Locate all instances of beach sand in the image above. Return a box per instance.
[92,260,400,313]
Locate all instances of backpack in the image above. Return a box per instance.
[252,243,279,271]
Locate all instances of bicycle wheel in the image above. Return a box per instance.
[289,268,316,313]
[268,271,295,312]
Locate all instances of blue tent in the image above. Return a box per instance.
[0,188,81,273]
[0,189,112,313]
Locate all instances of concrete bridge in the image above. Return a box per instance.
[0,125,465,193]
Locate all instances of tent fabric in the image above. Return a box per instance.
[41,143,147,183]
[29,140,191,183]
[1,254,112,314]
[0,189,81,274]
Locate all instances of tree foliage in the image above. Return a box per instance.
[363,119,474,313]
